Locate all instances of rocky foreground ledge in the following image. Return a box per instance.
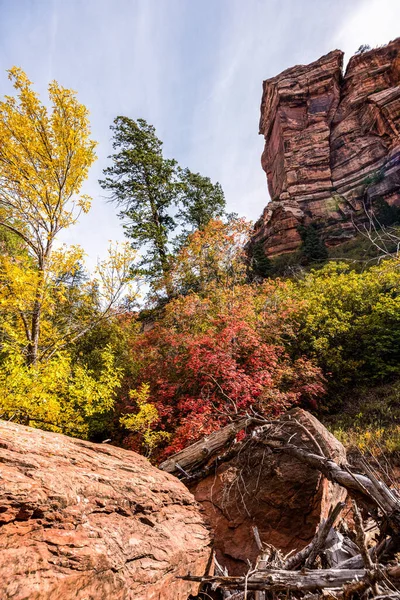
[0,421,211,600]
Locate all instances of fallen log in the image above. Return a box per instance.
[182,565,400,592]
[161,416,400,538]
[159,418,252,475]
[174,412,400,598]
[258,437,400,534]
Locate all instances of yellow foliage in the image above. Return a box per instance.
[94,242,138,309]
[0,346,122,438]
[281,258,400,383]
[170,217,251,295]
[120,383,170,455]
[333,425,400,456]
[0,67,97,235]
[0,67,98,365]
[0,69,138,365]
[0,68,139,438]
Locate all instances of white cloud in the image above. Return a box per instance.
[0,0,396,271]
[334,0,400,59]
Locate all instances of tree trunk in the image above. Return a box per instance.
[27,269,44,365]
[182,566,400,592]
[146,177,173,299]
[27,251,48,366]
[159,418,251,475]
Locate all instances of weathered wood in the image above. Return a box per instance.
[182,565,400,592]
[305,501,345,568]
[281,502,344,571]
[352,500,375,570]
[182,568,366,591]
[258,438,400,533]
[339,536,397,570]
[324,527,359,567]
[281,539,315,571]
[352,499,380,595]
[159,418,252,475]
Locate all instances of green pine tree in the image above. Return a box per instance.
[250,241,272,279]
[100,117,228,298]
[298,223,328,264]
[99,117,178,297]
[176,168,226,247]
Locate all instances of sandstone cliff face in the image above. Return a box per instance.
[253,38,400,256]
[189,409,346,576]
[0,421,211,600]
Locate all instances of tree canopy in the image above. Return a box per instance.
[100,116,226,299]
[0,67,97,364]
[0,68,135,438]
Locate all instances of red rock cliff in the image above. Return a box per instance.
[253,38,400,256]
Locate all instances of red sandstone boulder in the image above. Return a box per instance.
[253,38,400,257]
[0,421,211,600]
[189,409,346,575]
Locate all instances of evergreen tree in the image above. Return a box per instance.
[176,168,225,246]
[249,241,272,279]
[101,117,227,297]
[298,223,328,264]
[100,117,178,296]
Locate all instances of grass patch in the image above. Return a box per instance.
[324,380,400,457]
[332,424,400,456]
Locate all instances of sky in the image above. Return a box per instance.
[0,0,399,270]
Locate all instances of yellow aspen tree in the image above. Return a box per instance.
[0,67,97,364]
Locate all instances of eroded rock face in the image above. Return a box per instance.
[0,421,211,600]
[189,409,346,576]
[253,38,400,256]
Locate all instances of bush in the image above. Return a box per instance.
[283,259,400,390]
[0,347,122,438]
[125,284,324,456]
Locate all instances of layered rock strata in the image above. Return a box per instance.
[253,38,400,256]
[0,421,211,600]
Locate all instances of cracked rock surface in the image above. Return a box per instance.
[0,421,211,599]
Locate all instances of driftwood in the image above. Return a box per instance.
[159,418,251,475]
[258,437,400,534]
[280,502,345,570]
[324,527,359,567]
[352,499,380,596]
[183,565,400,592]
[161,416,400,533]
[305,501,345,568]
[339,536,396,569]
[177,416,400,599]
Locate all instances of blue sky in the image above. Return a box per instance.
[0,0,399,269]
